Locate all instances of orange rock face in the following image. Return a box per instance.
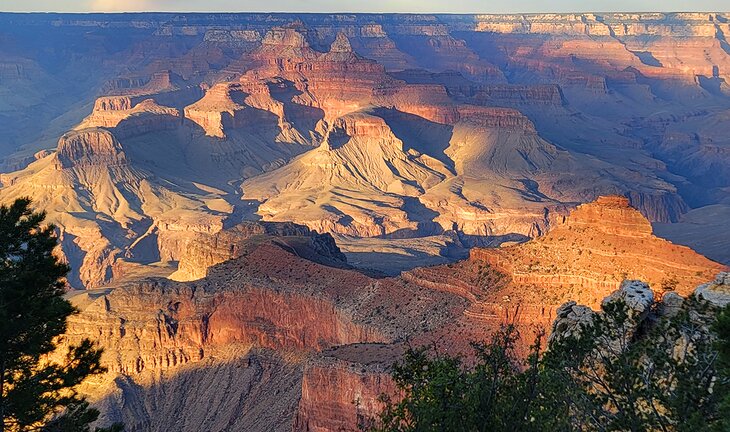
[565,195,653,236]
[68,281,384,375]
[470,195,725,307]
[59,197,726,430]
[295,345,400,432]
[63,239,397,380]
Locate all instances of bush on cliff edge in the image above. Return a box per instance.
[368,291,730,431]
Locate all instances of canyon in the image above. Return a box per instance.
[1,12,729,286]
[1,11,730,431]
[57,196,727,430]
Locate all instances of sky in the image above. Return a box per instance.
[1,0,728,14]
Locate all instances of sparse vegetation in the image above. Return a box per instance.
[661,276,679,293]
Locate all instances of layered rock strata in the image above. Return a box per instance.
[4,12,724,288]
[471,196,725,307]
[57,197,726,431]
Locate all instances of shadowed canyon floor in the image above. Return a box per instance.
[1,12,730,287]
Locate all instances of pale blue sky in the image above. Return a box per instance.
[1,0,728,13]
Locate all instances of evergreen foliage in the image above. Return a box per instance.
[0,198,121,432]
[369,294,729,432]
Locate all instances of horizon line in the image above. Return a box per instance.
[2,10,729,15]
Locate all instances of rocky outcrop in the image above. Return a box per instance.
[66,278,384,376]
[625,191,689,224]
[252,27,390,122]
[549,272,727,372]
[385,28,505,82]
[295,270,728,431]
[695,272,730,306]
[384,84,460,124]
[602,280,654,314]
[295,344,400,432]
[78,98,181,137]
[457,106,538,132]
[76,72,203,139]
[183,83,252,138]
[55,129,127,169]
[469,84,564,106]
[204,29,262,44]
[563,195,653,237]
[171,221,346,281]
[465,13,724,37]
[470,196,727,307]
[550,301,595,342]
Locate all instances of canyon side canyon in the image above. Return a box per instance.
[1,11,730,431]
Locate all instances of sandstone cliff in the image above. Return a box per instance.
[170,221,347,281]
[3,12,726,291]
[52,196,726,431]
[63,230,468,430]
[470,196,725,307]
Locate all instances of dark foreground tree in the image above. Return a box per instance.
[544,296,726,431]
[714,304,730,432]
[368,293,729,432]
[0,198,121,432]
[364,326,561,432]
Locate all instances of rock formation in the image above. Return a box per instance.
[184,83,252,138]
[470,195,725,307]
[549,279,656,348]
[695,272,730,306]
[170,221,347,281]
[48,195,726,431]
[242,111,451,237]
[61,228,468,430]
[55,129,128,169]
[549,273,726,369]
[2,12,728,288]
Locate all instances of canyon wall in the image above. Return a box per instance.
[53,197,727,431]
[3,11,729,286]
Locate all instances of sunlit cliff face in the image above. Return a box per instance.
[3,13,729,288]
[470,196,724,306]
[59,196,727,430]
